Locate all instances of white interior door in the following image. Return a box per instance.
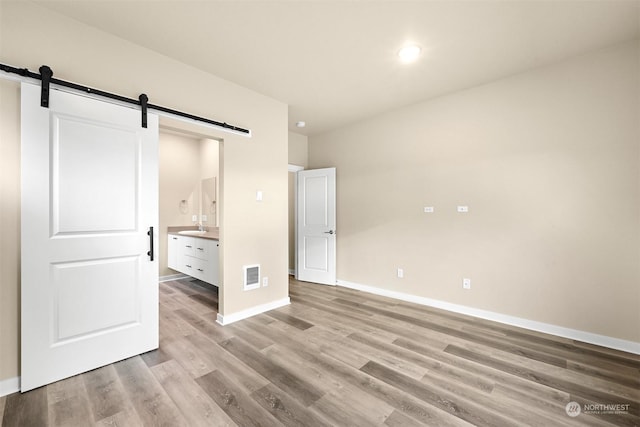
[21,82,159,391]
[296,167,336,285]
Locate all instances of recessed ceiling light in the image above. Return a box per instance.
[398,45,421,63]
[296,121,306,128]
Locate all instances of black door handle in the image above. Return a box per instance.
[147,226,154,261]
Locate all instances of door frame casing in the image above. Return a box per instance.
[288,164,304,276]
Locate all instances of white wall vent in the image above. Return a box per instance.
[243,264,260,291]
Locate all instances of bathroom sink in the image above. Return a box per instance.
[178,230,208,235]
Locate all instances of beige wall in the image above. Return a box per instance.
[309,41,640,343]
[288,131,309,167]
[0,1,288,382]
[0,79,21,383]
[288,132,308,271]
[200,138,220,180]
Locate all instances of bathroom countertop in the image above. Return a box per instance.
[167,226,220,241]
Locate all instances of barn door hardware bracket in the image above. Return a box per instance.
[139,94,148,128]
[0,61,251,135]
[39,65,53,108]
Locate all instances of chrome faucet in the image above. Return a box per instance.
[197,223,205,232]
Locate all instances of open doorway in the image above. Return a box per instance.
[158,131,220,282]
[158,131,222,330]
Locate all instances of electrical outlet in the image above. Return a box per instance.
[201,214,208,222]
[397,268,404,279]
[191,215,198,222]
[463,278,471,289]
[262,277,269,287]
[424,206,434,213]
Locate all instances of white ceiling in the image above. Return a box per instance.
[35,1,640,136]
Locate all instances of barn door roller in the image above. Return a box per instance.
[39,65,53,108]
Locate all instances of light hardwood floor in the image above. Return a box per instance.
[1,277,638,426]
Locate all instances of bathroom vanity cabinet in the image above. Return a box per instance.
[168,233,219,286]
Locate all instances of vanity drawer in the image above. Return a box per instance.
[193,238,215,261]
[195,259,214,284]
[179,257,212,283]
[180,237,196,257]
[181,256,201,276]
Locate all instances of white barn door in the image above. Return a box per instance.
[296,167,336,285]
[21,82,159,391]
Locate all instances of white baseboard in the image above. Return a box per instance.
[217,297,291,326]
[0,376,20,397]
[288,269,295,276]
[159,273,191,283]
[336,279,640,355]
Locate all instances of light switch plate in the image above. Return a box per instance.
[192,215,198,222]
[424,206,434,213]
[256,190,263,201]
[457,206,469,213]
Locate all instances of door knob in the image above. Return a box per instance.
[324,230,334,234]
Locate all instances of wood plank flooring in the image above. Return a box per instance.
[1,277,639,426]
